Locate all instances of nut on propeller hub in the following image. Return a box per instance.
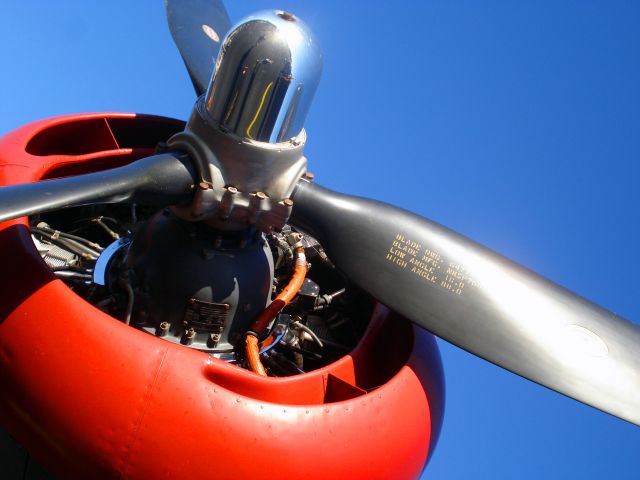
[168,10,323,232]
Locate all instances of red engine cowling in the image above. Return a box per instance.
[0,113,444,479]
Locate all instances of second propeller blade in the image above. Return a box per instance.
[290,179,640,426]
[166,0,231,96]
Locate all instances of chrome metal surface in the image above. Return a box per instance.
[93,237,131,286]
[203,10,322,143]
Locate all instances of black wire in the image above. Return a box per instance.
[32,226,103,251]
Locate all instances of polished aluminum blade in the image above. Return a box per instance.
[166,0,231,96]
[0,153,196,223]
[290,180,640,425]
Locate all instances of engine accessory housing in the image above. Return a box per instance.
[126,210,274,351]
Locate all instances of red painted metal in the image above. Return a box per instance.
[0,113,444,479]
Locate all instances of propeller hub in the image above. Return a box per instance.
[168,11,323,232]
[203,10,322,143]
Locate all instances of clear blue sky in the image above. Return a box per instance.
[1,1,639,478]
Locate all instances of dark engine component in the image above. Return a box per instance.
[29,203,372,376]
[125,210,274,352]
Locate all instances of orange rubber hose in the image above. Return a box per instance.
[245,335,267,376]
[245,246,307,376]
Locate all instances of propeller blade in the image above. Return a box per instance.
[166,0,231,96]
[290,179,640,425]
[0,153,196,223]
